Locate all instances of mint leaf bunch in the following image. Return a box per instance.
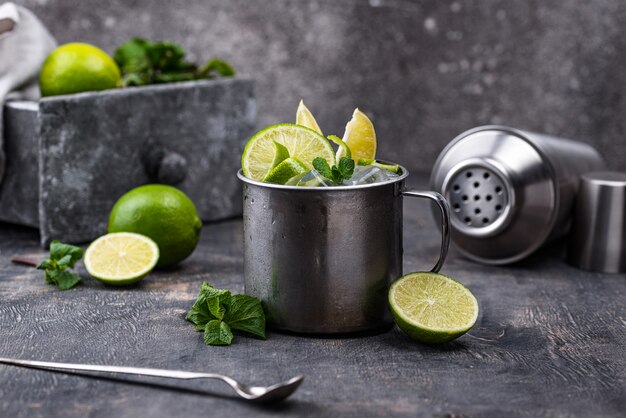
[36,241,84,290]
[114,38,235,87]
[312,156,355,184]
[186,283,266,346]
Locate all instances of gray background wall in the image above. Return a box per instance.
[14,0,626,173]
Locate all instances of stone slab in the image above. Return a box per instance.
[0,101,39,228]
[0,77,256,246]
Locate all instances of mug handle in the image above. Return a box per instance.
[401,190,451,273]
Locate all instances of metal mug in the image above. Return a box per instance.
[237,165,450,334]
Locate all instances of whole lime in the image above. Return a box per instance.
[108,185,202,267]
[40,43,121,97]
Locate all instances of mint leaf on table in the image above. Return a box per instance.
[186,291,213,331]
[51,271,82,291]
[36,241,84,290]
[204,320,233,346]
[223,294,266,339]
[186,282,266,346]
[205,286,231,320]
[114,38,235,87]
[49,241,84,267]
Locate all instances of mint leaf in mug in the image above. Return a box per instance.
[313,156,355,184]
[312,157,333,179]
[337,157,355,179]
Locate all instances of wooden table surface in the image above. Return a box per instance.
[0,176,624,418]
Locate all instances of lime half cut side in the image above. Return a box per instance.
[389,272,479,344]
[84,232,159,286]
[241,124,335,181]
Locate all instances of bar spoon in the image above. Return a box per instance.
[0,357,303,403]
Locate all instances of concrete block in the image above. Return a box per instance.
[0,101,39,228]
[0,77,256,246]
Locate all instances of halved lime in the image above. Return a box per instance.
[296,100,323,135]
[263,157,308,184]
[389,272,479,344]
[337,108,377,161]
[84,232,159,286]
[241,124,334,180]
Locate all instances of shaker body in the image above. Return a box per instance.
[430,125,605,264]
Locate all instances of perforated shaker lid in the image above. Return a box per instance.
[430,126,558,265]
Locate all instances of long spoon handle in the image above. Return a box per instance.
[0,357,224,380]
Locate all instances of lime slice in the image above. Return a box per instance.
[389,272,479,344]
[241,124,334,180]
[357,158,399,173]
[296,100,323,135]
[337,108,377,161]
[84,232,159,285]
[271,140,290,169]
[327,135,351,165]
[262,157,308,184]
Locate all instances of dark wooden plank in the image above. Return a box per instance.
[0,174,624,418]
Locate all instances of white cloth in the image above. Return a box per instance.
[0,2,56,183]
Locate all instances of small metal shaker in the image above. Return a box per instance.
[430,125,605,264]
[567,172,626,273]
[238,166,450,334]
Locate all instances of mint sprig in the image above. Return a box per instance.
[36,241,84,290]
[186,283,266,346]
[312,156,355,184]
[114,38,235,87]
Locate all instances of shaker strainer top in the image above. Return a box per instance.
[430,125,605,265]
[444,160,513,237]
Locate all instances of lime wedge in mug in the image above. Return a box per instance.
[337,108,377,161]
[263,157,308,184]
[296,99,323,135]
[241,123,334,181]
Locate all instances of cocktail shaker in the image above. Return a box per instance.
[430,125,605,264]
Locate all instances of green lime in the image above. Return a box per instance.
[296,99,323,136]
[262,157,308,184]
[108,185,202,267]
[357,159,400,173]
[241,124,335,181]
[389,272,479,344]
[271,140,291,169]
[336,108,377,161]
[84,232,159,286]
[40,43,121,97]
[327,135,351,165]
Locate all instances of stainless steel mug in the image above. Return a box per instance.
[430,125,605,265]
[238,166,450,334]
